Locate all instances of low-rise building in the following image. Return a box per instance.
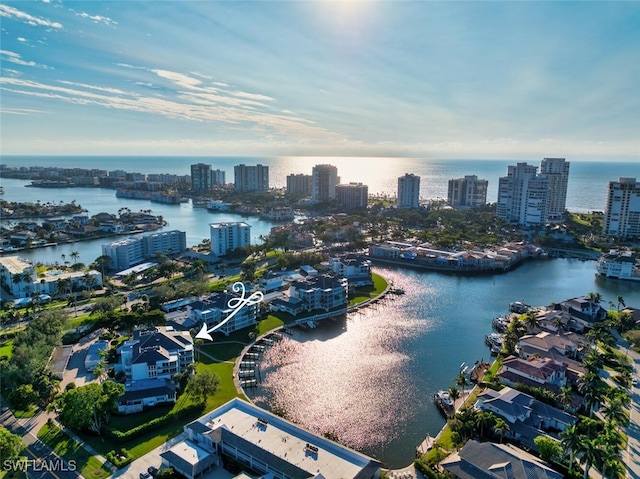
[117,378,177,414]
[159,397,381,479]
[596,250,640,281]
[288,275,348,313]
[329,255,373,287]
[498,355,567,394]
[187,292,259,336]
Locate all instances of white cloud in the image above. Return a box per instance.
[58,80,129,95]
[0,5,62,29]
[74,11,117,27]
[1,107,45,115]
[17,37,27,42]
[1,50,36,67]
[151,69,202,89]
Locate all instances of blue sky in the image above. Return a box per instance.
[1,1,639,160]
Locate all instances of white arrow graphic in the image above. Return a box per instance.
[195,282,264,341]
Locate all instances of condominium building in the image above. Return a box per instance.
[286,173,312,196]
[234,164,269,193]
[211,169,226,186]
[540,158,570,222]
[190,163,212,192]
[311,164,340,202]
[496,163,549,226]
[210,222,251,256]
[335,182,368,210]
[160,398,381,479]
[397,173,420,209]
[447,175,488,209]
[102,230,187,270]
[603,177,640,238]
[187,291,259,335]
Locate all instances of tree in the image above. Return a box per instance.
[448,385,460,404]
[616,295,625,312]
[560,424,581,471]
[558,385,573,411]
[0,426,23,462]
[58,381,124,434]
[475,410,496,438]
[534,435,562,463]
[455,372,468,397]
[241,259,257,282]
[70,250,80,265]
[493,418,509,443]
[187,371,220,404]
[576,436,603,479]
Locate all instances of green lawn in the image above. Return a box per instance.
[12,406,37,419]
[0,339,13,359]
[348,272,388,306]
[38,422,111,479]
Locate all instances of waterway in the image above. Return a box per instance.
[249,260,640,469]
[0,178,280,265]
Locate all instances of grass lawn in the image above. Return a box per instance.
[348,272,388,306]
[0,339,13,359]
[38,422,111,479]
[257,315,284,335]
[12,406,37,419]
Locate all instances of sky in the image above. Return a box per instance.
[1,1,639,160]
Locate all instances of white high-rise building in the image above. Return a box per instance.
[603,177,640,239]
[447,175,488,209]
[210,222,251,256]
[397,173,420,209]
[540,158,570,222]
[496,163,549,226]
[102,230,187,270]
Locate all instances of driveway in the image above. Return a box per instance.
[61,328,105,389]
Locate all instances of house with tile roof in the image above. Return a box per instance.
[498,356,567,395]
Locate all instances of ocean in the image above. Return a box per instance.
[2,156,638,213]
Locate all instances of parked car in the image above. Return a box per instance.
[139,473,150,479]
[147,467,159,478]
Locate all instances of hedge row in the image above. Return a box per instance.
[106,404,202,442]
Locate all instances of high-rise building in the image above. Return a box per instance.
[234,164,269,193]
[190,163,212,192]
[335,183,368,210]
[496,163,549,226]
[210,222,251,256]
[603,177,640,239]
[447,175,488,209]
[397,173,420,209]
[211,169,226,186]
[286,174,312,196]
[540,158,570,222]
[311,164,339,202]
[102,230,187,270]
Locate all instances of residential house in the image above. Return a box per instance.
[117,378,177,414]
[474,387,576,449]
[498,355,567,395]
[329,255,373,287]
[441,439,563,479]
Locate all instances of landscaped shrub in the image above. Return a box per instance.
[105,448,132,468]
[105,404,202,442]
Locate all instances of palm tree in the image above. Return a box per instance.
[70,250,80,265]
[558,385,573,411]
[560,424,581,471]
[553,316,564,334]
[493,418,509,443]
[577,436,601,479]
[455,372,468,398]
[448,386,460,405]
[475,411,496,438]
[616,295,625,312]
[601,397,629,427]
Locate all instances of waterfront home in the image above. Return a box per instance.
[516,331,585,360]
[474,387,576,448]
[596,249,640,281]
[329,254,373,287]
[158,397,381,479]
[116,326,194,382]
[553,296,607,331]
[8,230,36,246]
[498,356,567,395]
[117,378,177,414]
[187,291,259,336]
[440,439,563,479]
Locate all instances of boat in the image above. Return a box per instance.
[435,390,454,408]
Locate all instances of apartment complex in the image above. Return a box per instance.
[603,177,640,239]
[234,164,269,193]
[540,158,570,221]
[101,230,187,270]
[497,163,549,226]
[311,164,340,202]
[159,398,381,479]
[447,175,488,209]
[209,222,251,256]
[497,159,570,226]
[187,291,259,336]
[335,182,368,210]
[286,173,312,196]
[190,163,212,192]
[397,173,420,209]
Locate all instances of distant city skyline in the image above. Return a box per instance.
[1,1,638,160]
